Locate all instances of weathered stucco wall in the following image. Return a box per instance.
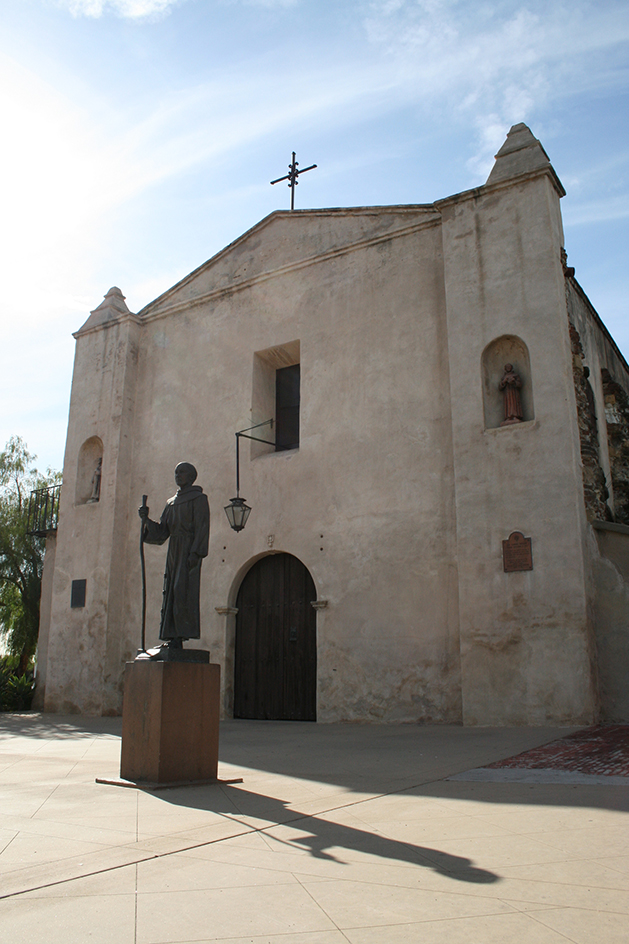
[44,312,140,715]
[438,170,596,725]
[41,124,611,724]
[122,208,462,723]
[590,523,629,721]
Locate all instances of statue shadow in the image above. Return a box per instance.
[155,783,500,886]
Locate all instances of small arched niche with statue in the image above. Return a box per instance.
[482,336,534,430]
[76,437,103,505]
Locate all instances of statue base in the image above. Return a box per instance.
[120,661,220,784]
[135,646,210,663]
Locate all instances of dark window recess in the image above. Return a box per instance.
[275,364,300,451]
[71,579,87,608]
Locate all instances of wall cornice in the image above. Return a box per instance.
[435,165,566,211]
[73,311,142,340]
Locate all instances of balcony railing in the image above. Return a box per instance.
[26,484,61,537]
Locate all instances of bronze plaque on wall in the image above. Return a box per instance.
[502,532,533,572]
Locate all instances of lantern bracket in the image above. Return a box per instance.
[224,419,274,533]
[234,419,274,496]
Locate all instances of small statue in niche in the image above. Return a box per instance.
[499,364,524,426]
[87,457,102,502]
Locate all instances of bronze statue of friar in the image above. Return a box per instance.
[137,462,210,661]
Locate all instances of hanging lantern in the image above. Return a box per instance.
[224,497,252,533]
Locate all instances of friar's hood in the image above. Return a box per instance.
[167,485,204,505]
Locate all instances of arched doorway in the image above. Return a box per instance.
[234,553,317,721]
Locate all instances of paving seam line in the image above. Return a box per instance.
[0,771,466,901]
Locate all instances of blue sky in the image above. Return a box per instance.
[1,0,628,471]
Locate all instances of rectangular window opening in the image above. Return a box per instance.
[251,340,300,459]
[275,364,300,451]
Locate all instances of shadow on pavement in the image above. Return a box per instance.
[0,712,122,739]
[157,782,500,885]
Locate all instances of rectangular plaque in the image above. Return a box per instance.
[502,532,533,572]
[71,579,86,608]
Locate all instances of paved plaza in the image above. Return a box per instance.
[0,715,628,943]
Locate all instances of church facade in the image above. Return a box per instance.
[35,124,629,724]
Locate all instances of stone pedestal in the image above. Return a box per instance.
[120,661,220,784]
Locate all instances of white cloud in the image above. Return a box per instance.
[234,0,299,6]
[55,0,182,18]
[564,195,629,226]
[0,40,389,340]
[56,0,298,15]
[362,0,629,178]
[464,115,510,179]
[0,0,624,472]
[0,55,105,310]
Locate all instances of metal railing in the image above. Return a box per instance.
[26,484,61,537]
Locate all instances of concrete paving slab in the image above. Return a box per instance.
[468,804,625,834]
[160,933,348,944]
[301,878,518,928]
[0,844,154,899]
[344,912,579,943]
[136,883,338,942]
[499,856,629,889]
[7,816,138,846]
[1,714,627,944]
[0,782,62,818]
[407,832,591,870]
[0,890,136,944]
[527,906,629,944]
[523,824,629,859]
[0,831,111,873]
[498,880,629,912]
[19,864,137,898]
[595,854,629,876]
[131,820,254,855]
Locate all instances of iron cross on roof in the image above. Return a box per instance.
[270,151,317,211]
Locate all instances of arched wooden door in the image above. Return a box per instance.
[234,553,317,721]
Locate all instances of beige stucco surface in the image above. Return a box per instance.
[590,524,629,721]
[38,124,628,723]
[438,173,595,724]
[121,212,459,724]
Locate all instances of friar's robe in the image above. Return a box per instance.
[143,485,210,640]
[499,371,524,424]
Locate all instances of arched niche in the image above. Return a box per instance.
[482,336,534,430]
[76,437,103,505]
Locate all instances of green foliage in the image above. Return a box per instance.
[0,436,61,676]
[0,655,35,711]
